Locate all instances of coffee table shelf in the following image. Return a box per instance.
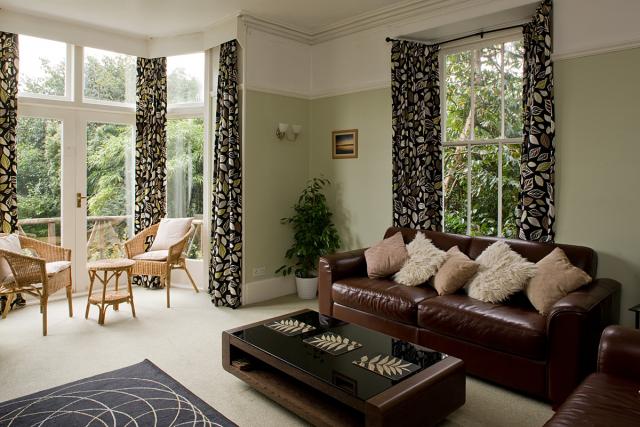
[222,309,465,427]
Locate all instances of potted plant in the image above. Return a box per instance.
[276,177,341,299]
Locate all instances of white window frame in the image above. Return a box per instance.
[440,31,523,237]
[16,37,215,292]
[18,36,73,102]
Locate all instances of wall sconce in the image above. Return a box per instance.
[276,123,302,141]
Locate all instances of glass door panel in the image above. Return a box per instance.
[16,117,62,244]
[85,122,134,261]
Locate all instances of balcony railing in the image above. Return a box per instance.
[17,216,203,260]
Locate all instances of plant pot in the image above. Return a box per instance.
[295,277,318,300]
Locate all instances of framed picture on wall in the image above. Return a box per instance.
[332,129,358,159]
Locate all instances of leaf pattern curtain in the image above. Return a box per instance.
[209,40,242,308]
[0,32,18,234]
[517,0,555,242]
[134,57,167,288]
[391,40,442,230]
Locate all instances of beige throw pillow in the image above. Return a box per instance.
[394,232,447,286]
[526,248,592,315]
[0,234,22,283]
[365,232,408,278]
[433,246,479,295]
[149,218,193,251]
[467,241,537,303]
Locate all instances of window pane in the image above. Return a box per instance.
[443,145,468,234]
[167,118,204,259]
[18,35,66,98]
[16,117,62,244]
[502,144,521,238]
[445,51,472,142]
[86,123,134,261]
[504,40,524,138]
[470,145,498,236]
[167,53,204,105]
[84,48,136,104]
[474,45,502,139]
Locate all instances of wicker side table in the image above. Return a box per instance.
[85,258,136,325]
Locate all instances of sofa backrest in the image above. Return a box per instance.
[384,227,598,278]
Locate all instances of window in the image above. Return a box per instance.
[86,122,135,261]
[16,117,62,244]
[18,35,68,98]
[442,38,523,238]
[84,48,136,105]
[167,53,204,105]
[167,118,204,258]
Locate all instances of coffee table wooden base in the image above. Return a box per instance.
[85,259,136,325]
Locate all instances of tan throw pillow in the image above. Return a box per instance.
[0,234,22,283]
[526,248,592,315]
[365,232,408,278]
[394,232,448,286]
[467,241,537,303]
[433,246,479,295]
[149,218,193,251]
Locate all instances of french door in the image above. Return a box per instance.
[16,106,135,293]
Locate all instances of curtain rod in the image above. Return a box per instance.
[385,23,525,46]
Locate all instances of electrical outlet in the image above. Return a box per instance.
[253,266,266,277]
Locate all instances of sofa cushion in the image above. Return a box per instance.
[149,218,192,251]
[332,277,437,325]
[544,373,640,427]
[417,294,547,360]
[364,232,408,278]
[394,232,447,286]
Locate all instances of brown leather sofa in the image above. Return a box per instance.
[545,325,640,426]
[318,227,621,406]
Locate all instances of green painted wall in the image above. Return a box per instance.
[243,90,310,283]
[309,88,393,250]
[555,48,640,326]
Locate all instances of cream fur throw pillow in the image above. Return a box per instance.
[394,232,448,287]
[467,241,537,303]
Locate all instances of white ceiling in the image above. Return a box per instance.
[0,0,412,38]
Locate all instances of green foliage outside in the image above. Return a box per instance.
[16,52,204,258]
[443,40,523,238]
[277,178,342,278]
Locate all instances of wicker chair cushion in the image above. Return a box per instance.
[149,218,193,251]
[133,250,169,261]
[0,234,23,283]
[46,261,71,276]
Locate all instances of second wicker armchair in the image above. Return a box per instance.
[124,218,199,308]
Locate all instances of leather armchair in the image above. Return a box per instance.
[545,325,640,426]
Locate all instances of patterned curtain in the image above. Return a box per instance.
[517,0,555,242]
[209,40,242,308]
[134,57,167,288]
[391,40,442,230]
[0,32,18,234]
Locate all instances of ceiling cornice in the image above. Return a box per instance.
[240,0,479,45]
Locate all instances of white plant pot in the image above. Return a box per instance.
[295,277,318,300]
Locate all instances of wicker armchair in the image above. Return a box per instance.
[124,222,199,308]
[0,234,73,336]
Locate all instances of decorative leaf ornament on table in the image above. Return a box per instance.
[353,354,420,380]
[303,332,362,355]
[264,318,316,336]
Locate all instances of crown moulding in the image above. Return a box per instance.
[240,0,480,45]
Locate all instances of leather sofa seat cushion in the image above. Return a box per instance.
[545,373,640,427]
[417,294,547,360]
[332,277,437,325]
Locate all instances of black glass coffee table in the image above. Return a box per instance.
[222,309,465,427]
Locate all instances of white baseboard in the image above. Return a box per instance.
[242,276,296,306]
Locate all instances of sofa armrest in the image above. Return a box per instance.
[546,278,621,405]
[318,249,367,316]
[598,325,640,382]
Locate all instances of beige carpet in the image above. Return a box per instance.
[0,287,553,426]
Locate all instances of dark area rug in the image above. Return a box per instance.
[0,359,236,426]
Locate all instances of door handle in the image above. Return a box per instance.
[76,192,87,208]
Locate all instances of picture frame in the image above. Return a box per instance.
[332,129,358,159]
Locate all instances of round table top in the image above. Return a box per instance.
[87,258,136,271]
